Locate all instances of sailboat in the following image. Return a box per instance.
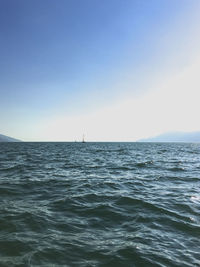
[82,134,86,143]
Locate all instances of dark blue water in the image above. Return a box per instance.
[0,142,200,266]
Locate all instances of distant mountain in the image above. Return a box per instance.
[0,134,21,142]
[139,131,200,142]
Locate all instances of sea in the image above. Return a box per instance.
[0,142,200,267]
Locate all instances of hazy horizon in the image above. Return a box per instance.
[1,0,200,141]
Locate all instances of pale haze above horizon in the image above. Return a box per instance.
[1,0,200,141]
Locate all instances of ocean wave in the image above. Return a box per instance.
[0,142,199,266]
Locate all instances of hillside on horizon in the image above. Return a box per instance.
[139,131,200,142]
[0,134,21,142]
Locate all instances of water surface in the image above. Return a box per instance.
[0,142,200,266]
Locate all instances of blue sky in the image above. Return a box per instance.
[1,0,200,141]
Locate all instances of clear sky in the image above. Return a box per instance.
[1,0,200,141]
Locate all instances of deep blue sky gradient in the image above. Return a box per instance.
[0,0,198,139]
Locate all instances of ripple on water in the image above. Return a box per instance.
[0,142,200,266]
